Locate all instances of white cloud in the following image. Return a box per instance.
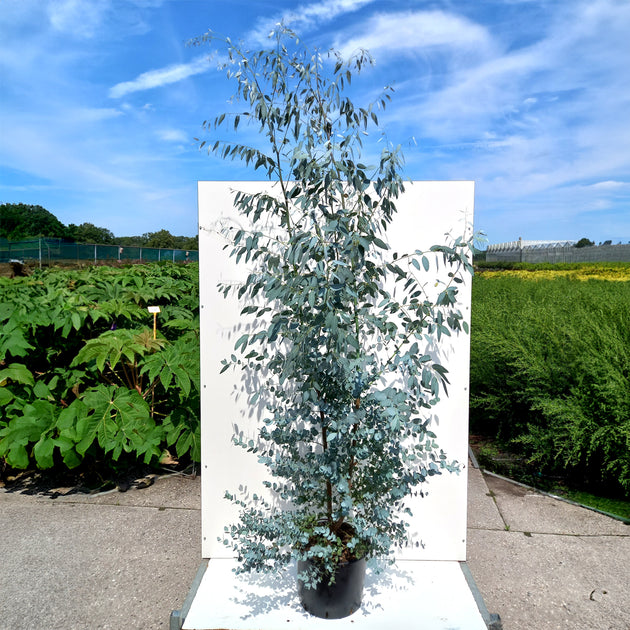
[47,0,109,39]
[333,10,494,60]
[248,0,374,44]
[2,119,140,193]
[45,0,156,40]
[587,180,629,190]
[398,46,541,139]
[157,129,189,143]
[107,0,373,99]
[73,107,124,122]
[109,54,211,98]
[384,0,630,177]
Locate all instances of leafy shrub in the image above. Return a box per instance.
[470,272,630,495]
[0,263,200,471]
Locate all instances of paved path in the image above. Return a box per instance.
[0,475,201,630]
[467,465,630,629]
[1,466,628,629]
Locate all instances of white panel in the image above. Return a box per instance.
[198,181,474,561]
[182,559,487,630]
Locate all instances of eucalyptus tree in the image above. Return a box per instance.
[192,27,473,587]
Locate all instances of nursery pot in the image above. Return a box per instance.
[297,556,366,619]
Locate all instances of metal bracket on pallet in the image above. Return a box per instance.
[170,559,209,630]
[460,562,503,630]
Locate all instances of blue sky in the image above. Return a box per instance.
[1,0,629,244]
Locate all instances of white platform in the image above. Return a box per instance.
[182,559,487,630]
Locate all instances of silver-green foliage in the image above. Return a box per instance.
[194,28,473,582]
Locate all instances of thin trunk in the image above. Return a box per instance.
[320,410,334,525]
[347,397,360,493]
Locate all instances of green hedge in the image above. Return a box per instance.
[470,274,630,495]
[0,263,200,472]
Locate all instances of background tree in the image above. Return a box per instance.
[0,203,69,240]
[96,233,198,249]
[144,229,176,248]
[67,222,115,244]
[114,235,148,247]
[0,201,198,249]
[177,235,199,250]
[575,237,594,248]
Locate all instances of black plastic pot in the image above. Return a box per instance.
[297,556,366,619]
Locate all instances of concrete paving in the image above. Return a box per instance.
[467,468,630,630]
[0,475,201,630]
[1,465,629,630]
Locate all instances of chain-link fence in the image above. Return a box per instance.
[0,238,198,267]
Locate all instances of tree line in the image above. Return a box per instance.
[0,203,198,250]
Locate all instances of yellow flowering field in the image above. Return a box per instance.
[478,262,630,281]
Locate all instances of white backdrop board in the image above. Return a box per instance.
[198,180,474,563]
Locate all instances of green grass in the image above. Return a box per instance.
[561,488,630,521]
[472,438,630,521]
